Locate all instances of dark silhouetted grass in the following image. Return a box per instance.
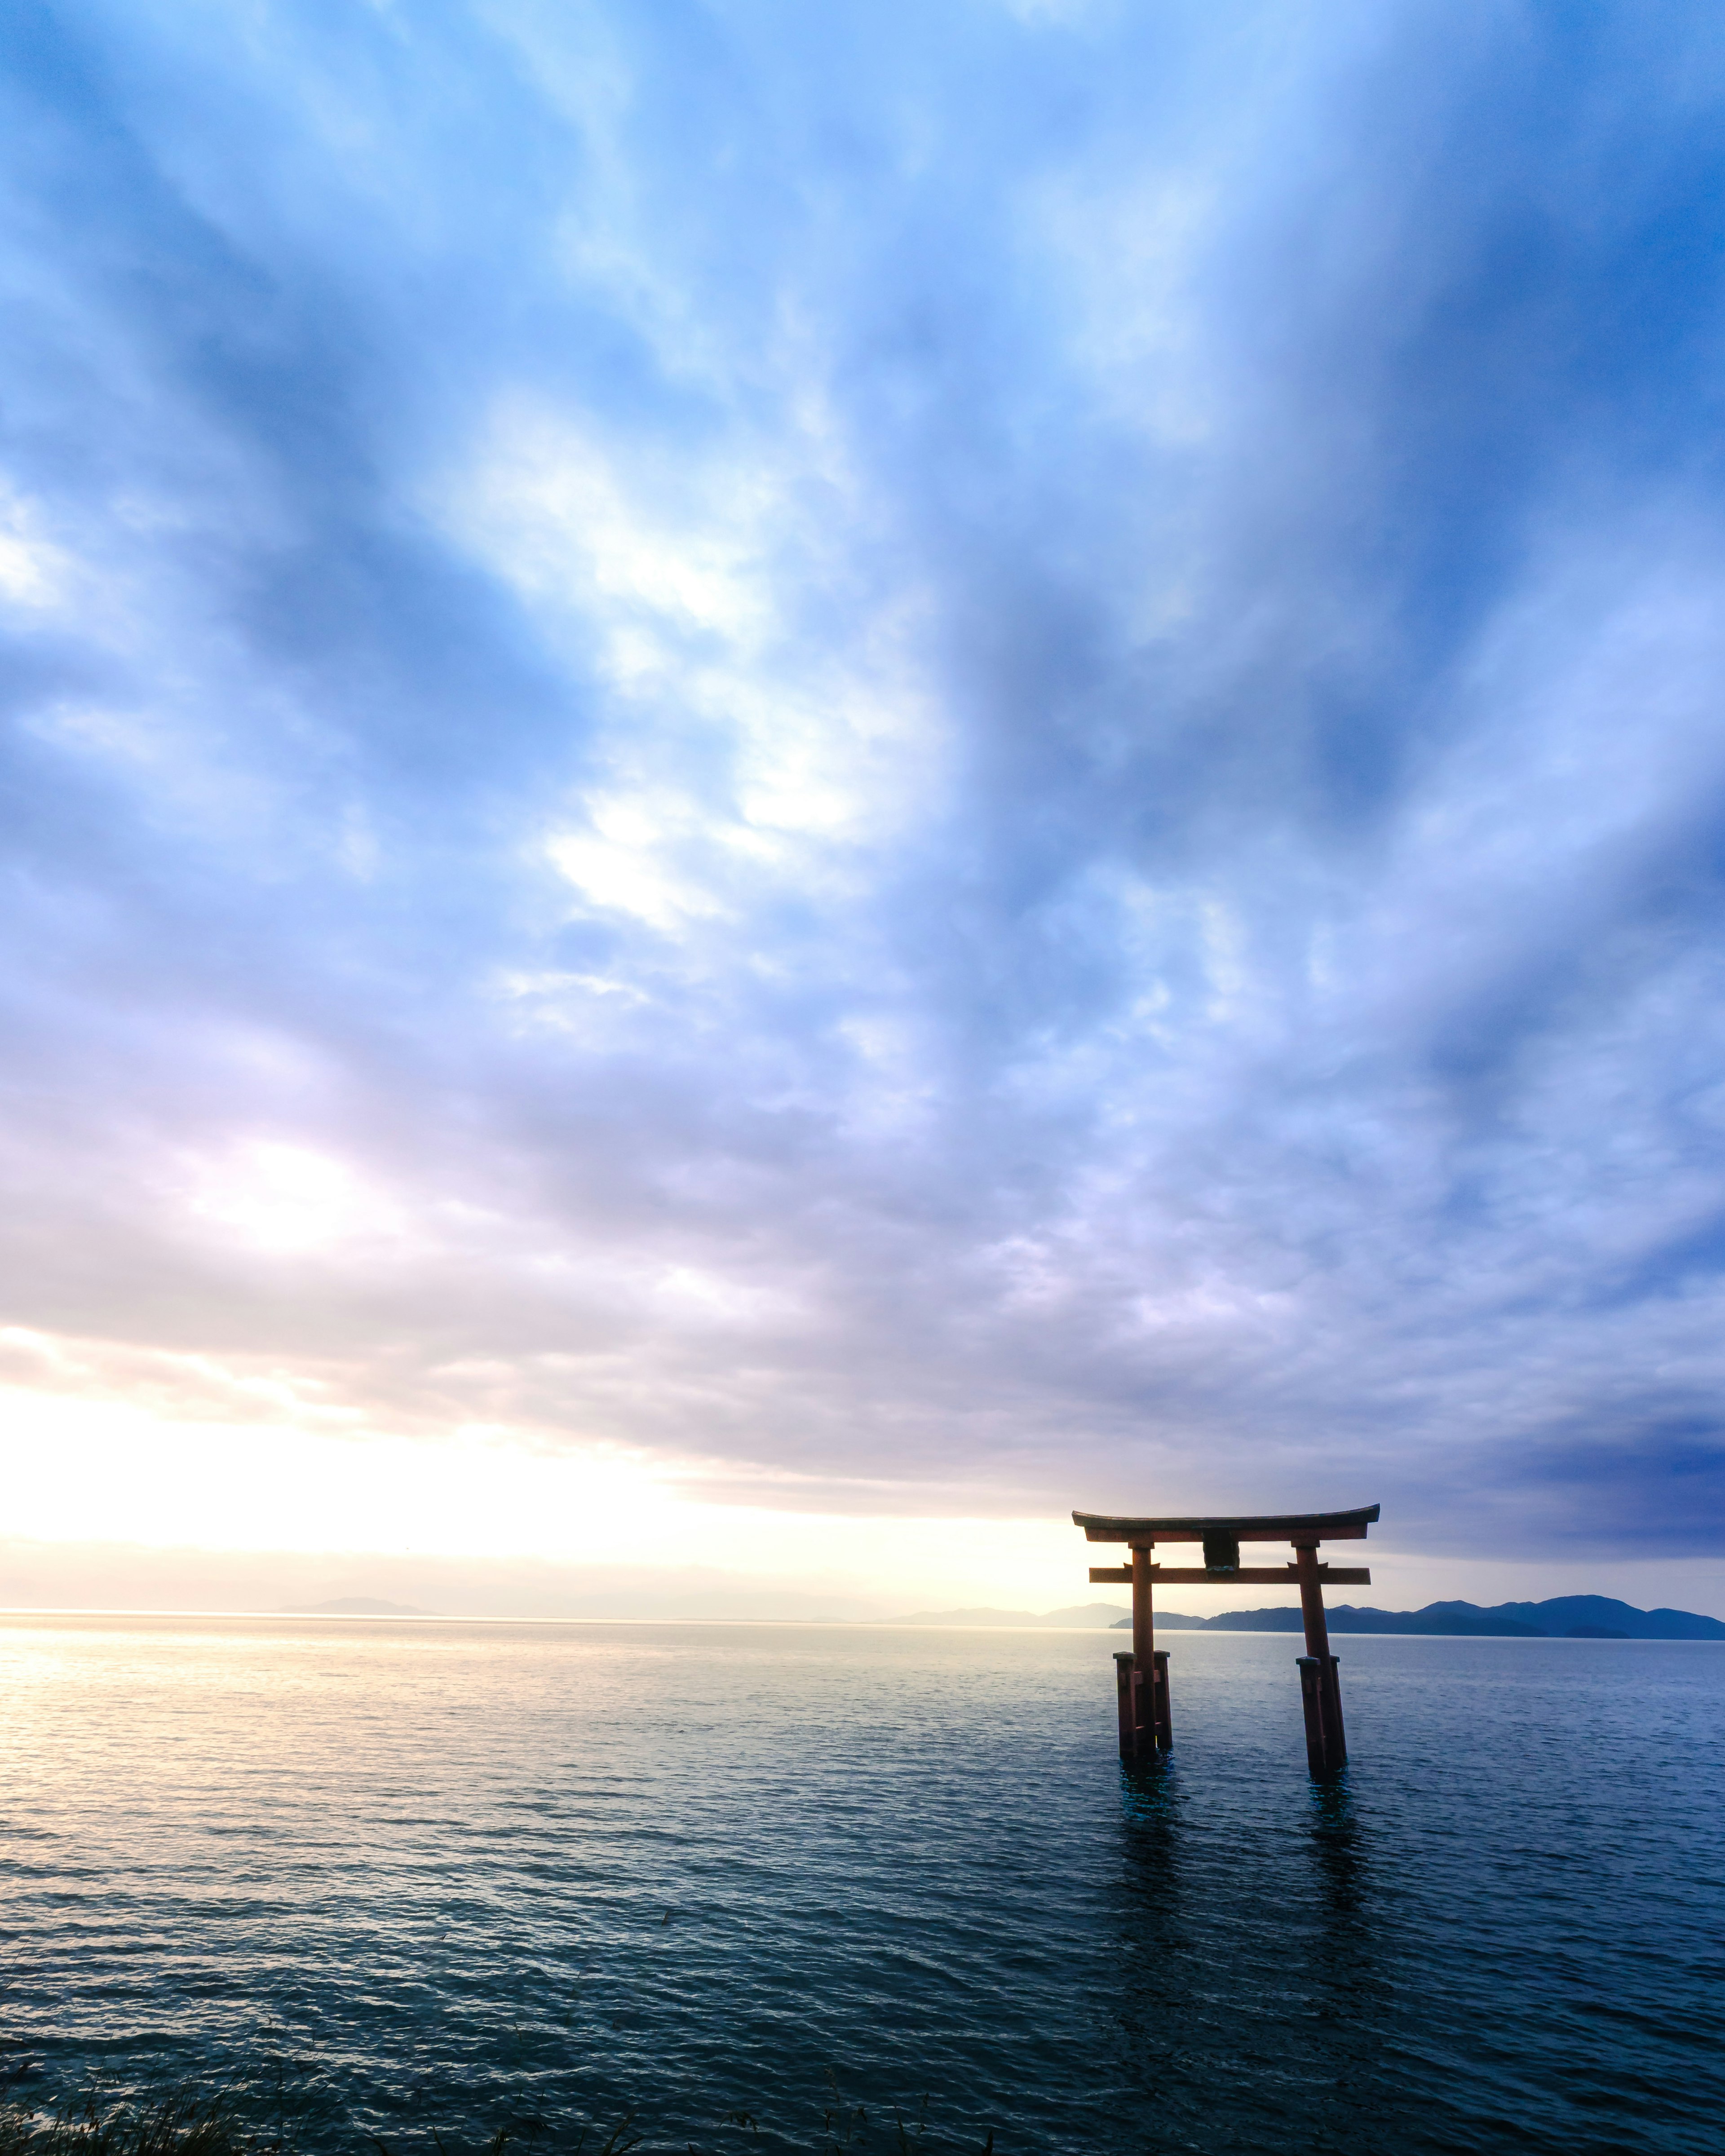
[0,2088,255,2156]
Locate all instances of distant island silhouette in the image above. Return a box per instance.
[1121,1594,1725,1639]
[885,1595,1725,1639]
[276,1596,436,1617]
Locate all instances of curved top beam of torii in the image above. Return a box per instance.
[1072,1505,1380,1543]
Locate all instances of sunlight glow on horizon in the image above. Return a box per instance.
[0,1371,1093,1608]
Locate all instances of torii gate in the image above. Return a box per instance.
[1074,1505,1380,1776]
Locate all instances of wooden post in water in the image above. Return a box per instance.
[1294,1539,1346,1773]
[1129,1542,1163,1758]
[1113,1651,1136,1762]
[1078,1505,1379,1778]
[1122,1542,1173,1761]
[1295,1656,1326,1776]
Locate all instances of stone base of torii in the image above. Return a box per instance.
[1074,1505,1381,1776]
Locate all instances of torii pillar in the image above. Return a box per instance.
[1076,1505,1380,1776]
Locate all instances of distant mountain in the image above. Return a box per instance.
[1108,1595,1725,1639]
[277,1596,435,1617]
[1430,1595,1723,1640]
[882,1602,1132,1628]
[1193,1606,1544,1637]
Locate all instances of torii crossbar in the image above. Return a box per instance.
[1073,1505,1381,1776]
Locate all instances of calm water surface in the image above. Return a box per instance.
[0,1617,1720,2153]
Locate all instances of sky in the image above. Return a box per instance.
[4,0,1725,1619]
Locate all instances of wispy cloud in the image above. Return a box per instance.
[4,0,1725,1567]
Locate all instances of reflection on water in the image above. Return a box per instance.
[0,1620,1721,2154]
[1112,1756,1189,2065]
[1108,1757,1391,2154]
[1307,1772,1370,1951]
[1301,1777,1394,2147]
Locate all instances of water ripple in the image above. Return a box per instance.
[0,1618,1719,2153]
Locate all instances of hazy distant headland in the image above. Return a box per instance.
[886,1595,1725,1640]
[275,1597,435,1617]
[881,1602,1130,1628]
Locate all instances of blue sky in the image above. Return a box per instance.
[4,0,1725,1612]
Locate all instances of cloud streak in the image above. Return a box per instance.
[4,0,1725,1562]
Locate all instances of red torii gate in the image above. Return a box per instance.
[1074,1504,1380,1776]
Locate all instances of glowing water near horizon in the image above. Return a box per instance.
[0,1617,1719,2154]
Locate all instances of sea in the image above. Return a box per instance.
[0,1615,1720,2155]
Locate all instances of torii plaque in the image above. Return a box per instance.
[1073,1504,1381,1776]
